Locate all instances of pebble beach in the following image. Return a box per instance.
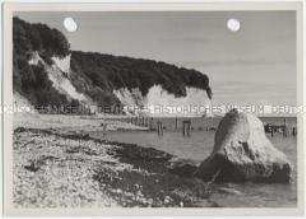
[13,113,217,208]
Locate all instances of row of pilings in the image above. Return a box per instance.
[264,118,297,137]
[116,116,297,138]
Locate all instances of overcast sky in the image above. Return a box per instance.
[16,11,297,109]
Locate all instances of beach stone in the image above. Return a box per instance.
[168,158,198,177]
[14,127,27,133]
[196,109,292,183]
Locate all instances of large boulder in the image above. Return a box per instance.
[195,109,292,183]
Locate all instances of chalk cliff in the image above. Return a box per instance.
[13,17,212,116]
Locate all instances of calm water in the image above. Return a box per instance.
[96,117,298,207]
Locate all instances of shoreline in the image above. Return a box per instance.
[13,114,218,208]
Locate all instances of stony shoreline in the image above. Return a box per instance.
[13,114,218,208]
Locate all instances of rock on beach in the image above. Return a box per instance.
[196,109,292,183]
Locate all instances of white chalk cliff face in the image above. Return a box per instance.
[114,85,211,117]
[113,87,145,115]
[27,52,211,116]
[52,55,71,74]
[47,64,88,103]
[28,52,94,106]
[28,51,40,66]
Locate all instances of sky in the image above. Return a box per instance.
[16,11,297,112]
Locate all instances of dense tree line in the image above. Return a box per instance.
[13,17,70,58]
[71,51,212,100]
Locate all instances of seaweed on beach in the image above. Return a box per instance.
[93,141,217,207]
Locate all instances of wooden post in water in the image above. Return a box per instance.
[187,120,191,136]
[271,128,274,137]
[283,118,288,137]
[100,122,107,139]
[132,117,135,125]
[148,117,153,130]
[292,127,297,136]
[182,120,191,137]
[145,117,147,127]
[157,121,163,136]
[175,117,178,131]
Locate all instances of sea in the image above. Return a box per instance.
[99,116,298,207]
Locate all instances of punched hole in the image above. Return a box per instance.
[63,17,78,32]
[227,18,241,32]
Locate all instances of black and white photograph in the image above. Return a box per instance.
[2,1,303,215]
